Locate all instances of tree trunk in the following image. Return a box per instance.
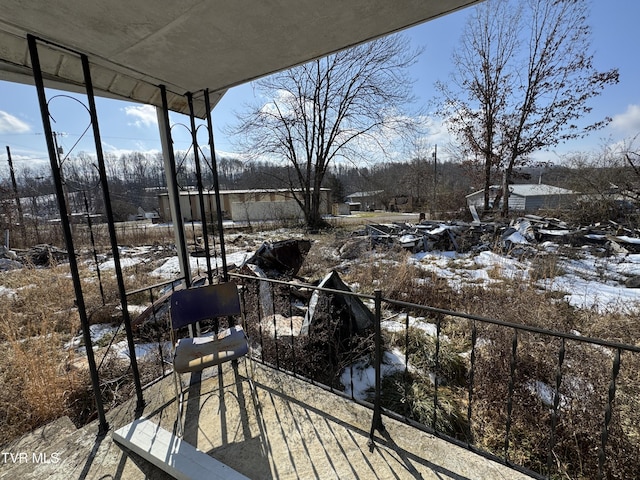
[483,153,492,211]
[501,170,510,217]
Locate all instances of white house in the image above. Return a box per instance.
[466,184,578,212]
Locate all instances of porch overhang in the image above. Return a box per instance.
[0,0,481,117]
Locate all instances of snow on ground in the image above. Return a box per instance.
[88,245,158,271]
[150,251,251,279]
[0,285,17,299]
[381,315,438,336]
[65,323,120,350]
[341,349,408,400]
[541,274,639,311]
[410,245,640,313]
[112,339,172,362]
[65,321,172,363]
[409,250,530,290]
[98,257,143,271]
[525,379,568,408]
[542,251,640,311]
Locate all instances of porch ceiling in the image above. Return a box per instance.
[0,0,480,117]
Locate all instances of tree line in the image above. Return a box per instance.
[2,143,639,227]
[1,0,636,235]
[0,149,469,223]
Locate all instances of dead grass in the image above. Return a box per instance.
[365,371,469,439]
[0,336,84,444]
[0,265,82,445]
[2,225,640,479]
[312,235,640,479]
[0,243,175,446]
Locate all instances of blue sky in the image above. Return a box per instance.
[0,0,638,175]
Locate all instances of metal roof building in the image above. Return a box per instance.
[466,183,578,212]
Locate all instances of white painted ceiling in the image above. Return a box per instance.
[0,1,480,117]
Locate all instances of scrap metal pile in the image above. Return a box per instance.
[239,238,374,340]
[355,214,640,257]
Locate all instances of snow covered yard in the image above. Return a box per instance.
[409,246,640,312]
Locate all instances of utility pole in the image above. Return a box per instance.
[6,146,26,244]
[432,144,437,218]
[52,132,72,220]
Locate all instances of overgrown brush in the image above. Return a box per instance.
[0,249,172,446]
[376,325,470,439]
[0,266,82,445]
[3,222,640,479]
[0,334,84,445]
[386,325,467,388]
[365,371,469,439]
[467,326,640,479]
[331,238,640,479]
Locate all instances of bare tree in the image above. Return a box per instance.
[438,0,619,215]
[437,0,520,211]
[563,141,638,224]
[231,34,420,229]
[622,135,640,187]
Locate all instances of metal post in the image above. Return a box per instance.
[187,92,213,284]
[598,348,622,479]
[27,35,109,436]
[81,54,144,412]
[6,146,26,243]
[547,337,565,478]
[504,328,518,462]
[157,86,191,287]
[432,315,442,432]
[203,90,229,281]
[368,289,385,447]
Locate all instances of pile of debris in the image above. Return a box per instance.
[0,245,21,271]
[353,215,640,257]
[524,215,640,254]
[239,238,373,342]
[0,244,69,271]
[243,238,311,278]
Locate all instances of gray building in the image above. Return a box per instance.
[466,184,577,212]
[344,190,384,211]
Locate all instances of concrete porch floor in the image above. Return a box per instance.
[1,360,533,479]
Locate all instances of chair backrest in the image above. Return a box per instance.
[170,282,241,330]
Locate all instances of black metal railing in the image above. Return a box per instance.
[229,272,640,480]
[114,270,639,479]
[112,277,185,383]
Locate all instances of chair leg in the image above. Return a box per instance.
[172,369,184,437]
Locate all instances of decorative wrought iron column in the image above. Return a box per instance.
[187,92,213,284]
[27,34,109,436]
[81,54,144,412]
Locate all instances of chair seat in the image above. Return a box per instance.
[173,325,248,373]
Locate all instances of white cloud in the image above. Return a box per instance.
[102,141,160,158]
[0,110,30,133]
[259,89,298,119]
[418,115,453,151]
[123,105,157,128]
[611,104,640,134]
